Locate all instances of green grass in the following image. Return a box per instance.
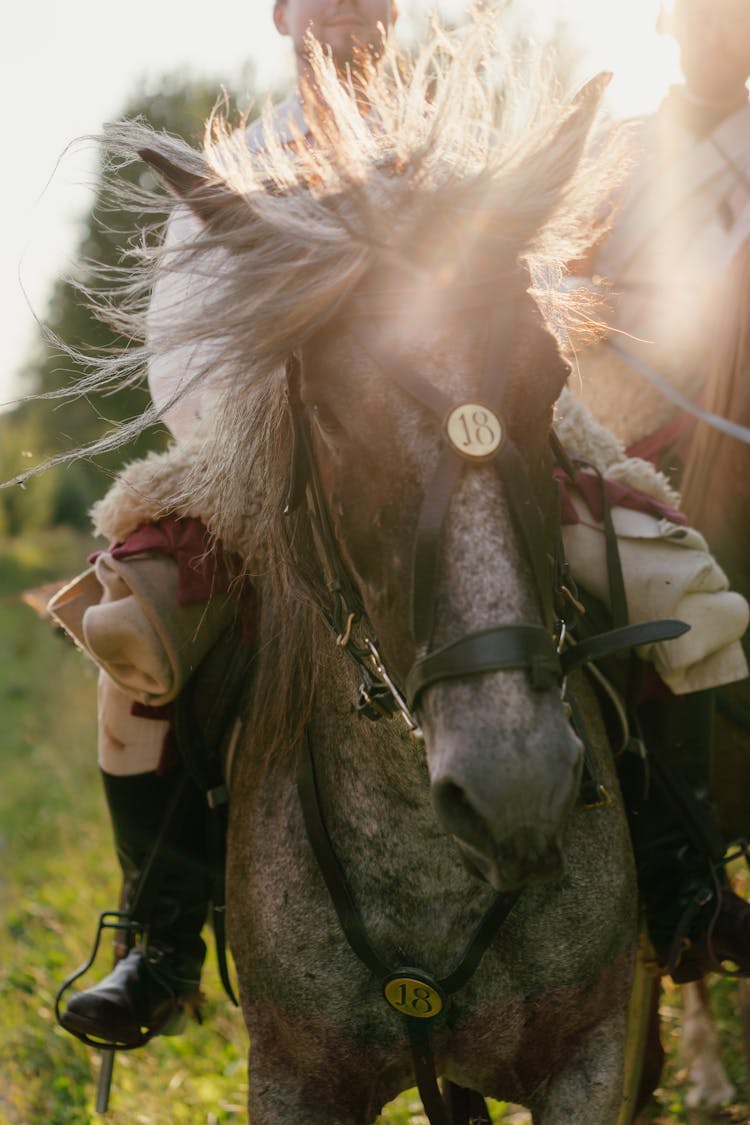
[0,529,748,1123]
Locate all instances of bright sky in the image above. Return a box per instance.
[1,0,680,407]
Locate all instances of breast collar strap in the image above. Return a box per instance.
[297,727,517,1125]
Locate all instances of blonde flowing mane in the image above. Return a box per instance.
[11,17,625,490]
[14,19,630,762]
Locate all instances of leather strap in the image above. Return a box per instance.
[297,730,391,979]
[442,1083,492,1124]
[439,889,521,994]
[407,1020,452,1125]
[407,624,561,708]
[297,730,520,1125]
[496,438,557,631]
[297,731,519,990]
[411,445,468,651]
[561,619,690,675]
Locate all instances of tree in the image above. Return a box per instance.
[2,65,267,533]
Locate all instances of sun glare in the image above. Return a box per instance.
[433,0,683,117]
[553,0,683,116]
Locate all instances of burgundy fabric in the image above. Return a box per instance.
[625,410,697,469]
[89,517,239,606]
[640,666,677,704]
[130,701,180,775]
[555,467,687,528]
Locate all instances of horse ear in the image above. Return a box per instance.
[547,71,612,168]
[504,70,613,254]
[571,71,612,113]
[138,146,243,230]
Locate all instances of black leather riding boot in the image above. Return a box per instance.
[622,689,750,982]
[60,768,210,1046]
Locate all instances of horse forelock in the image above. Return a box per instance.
[7,13,628,498]
[116,27,617,388]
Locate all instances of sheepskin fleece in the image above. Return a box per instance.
[554,387,680,505]
[90,434,263,566]
[90,386,680,554]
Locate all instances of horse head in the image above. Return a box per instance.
[286,247,582,891]
[130,29,621,894]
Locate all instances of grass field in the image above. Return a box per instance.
[0,529,748,1124]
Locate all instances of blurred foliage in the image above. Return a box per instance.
[0,67,267,539]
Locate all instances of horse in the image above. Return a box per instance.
[84,27,642,1123]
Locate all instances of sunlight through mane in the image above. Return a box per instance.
[8,14,628,491]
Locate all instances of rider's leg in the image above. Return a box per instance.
[621,687,750,982]
[60,761,210,1045]
[59,675,211,1045]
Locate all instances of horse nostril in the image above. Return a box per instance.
[432,778,494,857]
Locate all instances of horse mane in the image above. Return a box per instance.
[22,18,630,765]
[680,240,750,595]
[9,16,626,485]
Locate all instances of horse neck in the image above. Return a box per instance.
[310,640,428,816]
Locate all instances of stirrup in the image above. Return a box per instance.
[55,910,182,1050]
[665,842,750,982]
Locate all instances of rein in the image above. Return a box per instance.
[285,304,689,1125]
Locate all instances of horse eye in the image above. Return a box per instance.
[311,402,342,434]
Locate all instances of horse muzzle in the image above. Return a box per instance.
[425,684,583,892]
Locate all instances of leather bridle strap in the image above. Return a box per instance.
[357,315,561,703]
[496,437,557,631]
[297,730,519,1125]
[407,624,561,709]
[345,332,465,652]
[287,355,366,636]
[561,619,690,674]
[412,446,469,649]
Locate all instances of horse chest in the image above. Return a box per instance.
[229,746,635,1110]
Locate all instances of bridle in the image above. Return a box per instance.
[286,295,571,728]
[285,291,685,728]
[284,286,688,1125]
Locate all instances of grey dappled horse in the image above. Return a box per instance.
[104,28,639,1123]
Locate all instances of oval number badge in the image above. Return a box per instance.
[383,973,444,1019]
[445,403,503,460]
